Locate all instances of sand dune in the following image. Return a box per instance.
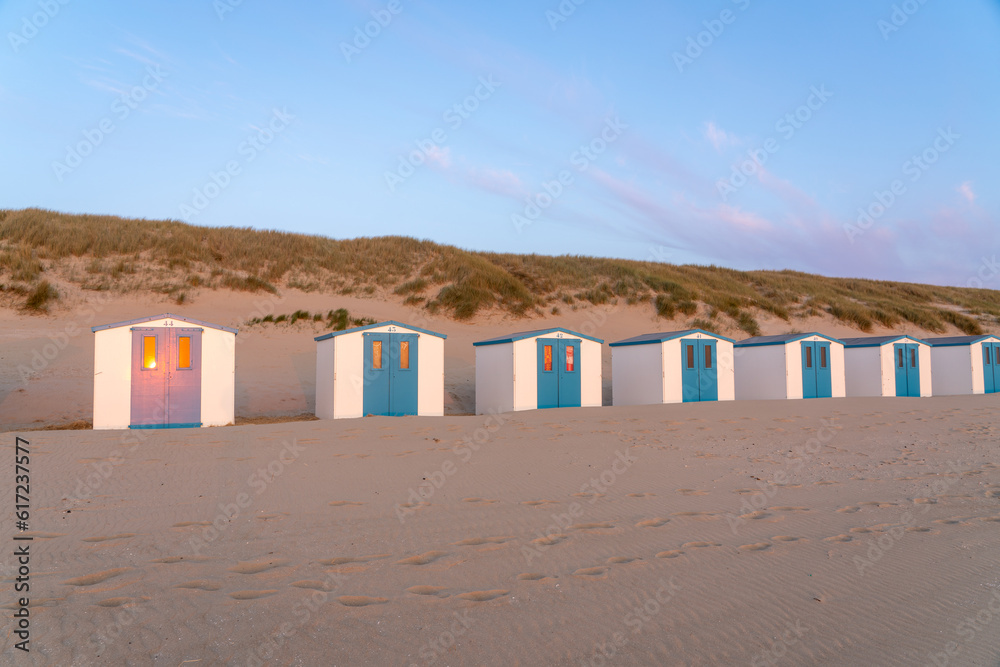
[1,395,998,664]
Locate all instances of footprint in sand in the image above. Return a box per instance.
[517,573,552,581]
[229,590,278,600]
[734,489,756,495]
[229,559,290,575]
[572,492,605,501]
[849,527,875,534]
[172,521,212,528]
[291,581,333,592]
[152,556,209,564]
[655,550,684,559]
[984,490,1000,498]
[573,567,607,577]
[837,507,861,513]
[677,489,709,496]
[627,493,656,498]
[980,516,1000,523]
[859,501,897,508]
[328,501,365,507]
[671,511,715,518]
[255,514,283,521]
[606,556,640,564]
[814,481,838,486]
[772,507,809,512]
[395,551,449,566]
[635,518,670,528]
[452,537,510,546]
[531,534,566,547]
[739,543,771,552]
[457,590,508,602]
[319,554,390,566]
[61,568,130,587]
[521,500,559,506]
[740,511,770,520]
[96,597,145,607]
[906,527,932,533]
[681,541,720,548]
[175,580,223,591]
[933,518,968,525]
[772,536,803,542]
[462,497,499,504]
[824,535,852,542]
[82,533,136,543]
[569,522,615,531]
[406,586,450,597]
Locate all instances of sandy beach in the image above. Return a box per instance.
[2,393,999,665]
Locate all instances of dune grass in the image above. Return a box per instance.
[0,208,997,333]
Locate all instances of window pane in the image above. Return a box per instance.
[995,347,999,364]
[544,345,552,372]
[143,336,156,369]
[805,346,812,368]
[566,345,574,372]
[686,345,694,369]
[910,349,916,368]
[178,336,191,369]
[399,341,409,369]
[820,346,827,368]
[372,340,382,369]
[704,345,712,369]
[898,349,904,368]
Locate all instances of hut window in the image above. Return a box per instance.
[995,347,999,364]
[544,345,552,371]
[898,349,904,368]
[686,345,694,369]
[910,349,917,368]
[399,341,409,370]
[178,336,192,369]
[805,346,812,368]
[704,346,713,369]
[566,345,574,372]
[142,336,157,370]
[372,340,382,369]
[820,346,827,368]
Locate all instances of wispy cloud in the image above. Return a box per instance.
[704,121,738,152]
[957,181,975,204]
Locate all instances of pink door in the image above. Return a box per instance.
[130,327,203,428]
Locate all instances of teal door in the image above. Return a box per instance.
[681,339,718,402]
[893,343,921,397]
[537,338,581,409]
[801,341,832,399]
[984,342,999,394]
[363,332,419,416]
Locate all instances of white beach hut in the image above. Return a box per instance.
[314,320,446,419]
[734,333,846,400]
[91,313,237,430]
[841,336,932,398]
[610,329,735,405]
[841,336,931,397]
[924,335,1000,396]
[473,328,603,414]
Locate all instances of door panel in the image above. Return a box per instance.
[801,342,817,399]
[906,344,921,397]
[537,338,581,408]
[699,340,718,401]
[558,340,582,408]
[985,343,998,394]
[893,344,908,397]
[389,334,419,416]
[681,341,699,403]
[801,341,832,399]
[537,339,559,409]
[167,329,202,425]
[130,327,202,428]
[363,332,391,415]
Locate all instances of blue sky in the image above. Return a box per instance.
[3,1,999,287]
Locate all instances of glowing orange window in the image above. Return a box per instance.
[399,341,409,370]
[142,336,157,369]
[372,340,382,369]
[566,345,574,372]
[178,336,191,369]
[544,345,552,371]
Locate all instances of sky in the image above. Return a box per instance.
[2,0,999,287]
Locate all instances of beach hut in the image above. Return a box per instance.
[473,328,603,414]
[610,329,735,405]
[734,333,846,400]
[924,335,1000,396]
[91,313,237,430]
[314,320,445,419]
[841,336,932,397]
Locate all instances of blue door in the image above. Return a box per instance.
[801,341,832,399]
[984,342,999,394]
[363,332,419,416]
[681,339,718,402]
[537,338,581,409]
[893,343,921,397]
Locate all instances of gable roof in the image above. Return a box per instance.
[609,329,735,347]
[91,313,238,334]
[924,335,1000,347]
[473,327,603,346]
[734,332,844,347]
[314,320,447,342]
[840,335,928,348]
